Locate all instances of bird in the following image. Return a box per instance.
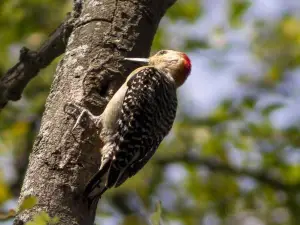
[84,50,192,207]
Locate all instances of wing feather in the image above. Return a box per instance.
[106,67,177,188]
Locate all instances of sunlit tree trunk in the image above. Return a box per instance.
[14,0,176,224]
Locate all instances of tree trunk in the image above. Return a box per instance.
[14,0,176,224]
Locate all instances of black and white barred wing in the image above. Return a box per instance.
[106,67,178,188]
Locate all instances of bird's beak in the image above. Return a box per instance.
[123,57,149,64]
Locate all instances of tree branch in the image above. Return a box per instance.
[0,2,82,110]
[156,154,300,192]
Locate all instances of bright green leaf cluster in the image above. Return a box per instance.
[25,212,59,225]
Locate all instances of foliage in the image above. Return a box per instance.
[19,196,38,213]
[25,212,59,225]
[150,201,162,225]
[1,0,300,225]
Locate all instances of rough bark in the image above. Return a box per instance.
[14,0,177,224]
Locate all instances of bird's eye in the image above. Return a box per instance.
[157,50,167,55]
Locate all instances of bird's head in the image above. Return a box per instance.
[124,50,191,87]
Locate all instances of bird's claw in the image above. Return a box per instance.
[64,102,102,136]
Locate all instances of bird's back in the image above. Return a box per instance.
[85,67,178,202]
[106,67,178,187]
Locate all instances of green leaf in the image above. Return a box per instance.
[261,103,284,116]
[25,212,59,225]
[50,216,60,224]
[19,196,38,213]
[167,0,202,23]
[0,173,10,204]
[150,201,162,225]
[184,39,208,50]
[122,215,147,225]
[229,0,250,27]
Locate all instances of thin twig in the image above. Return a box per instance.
[0,1,83,110]
[156,154,300,192]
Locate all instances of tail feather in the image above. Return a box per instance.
[86,189,105,211]
[115,170,130,188]
[84,160,111,208]
[105,164,123,188]
[106,164,130,188]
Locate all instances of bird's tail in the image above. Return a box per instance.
[84,160,111,208]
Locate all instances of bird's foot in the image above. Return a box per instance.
[64,102,102,138]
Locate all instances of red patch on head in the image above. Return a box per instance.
[182,53,191,76]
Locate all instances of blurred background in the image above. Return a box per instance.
[1,0,300,224]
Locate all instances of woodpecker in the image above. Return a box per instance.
[84,50,191,206]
